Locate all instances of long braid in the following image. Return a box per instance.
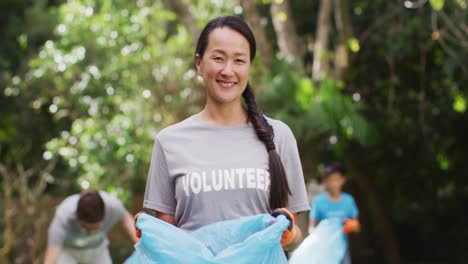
[242,84,291,210]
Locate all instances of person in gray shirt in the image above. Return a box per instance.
[44,190,137,264]
[141,16,310,252]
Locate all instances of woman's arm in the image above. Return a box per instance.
[142,207,176,225]
[283,213,303,251]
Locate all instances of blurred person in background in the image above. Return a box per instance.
[44,190,137,264]
[309,162,360,264]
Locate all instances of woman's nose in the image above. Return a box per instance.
[221,62,234,76]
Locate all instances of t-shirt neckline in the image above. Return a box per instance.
[326,192,343,202]
[192,112,252,130]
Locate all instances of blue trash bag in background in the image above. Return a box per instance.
[289,219,347,264]
[124,212,290,264]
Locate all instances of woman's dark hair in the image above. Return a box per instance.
[195,16,291,210]
[77,190,105,223]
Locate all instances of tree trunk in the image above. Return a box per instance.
[345,160,401,264]
[333,0,352,80]
[0,165,14,261]
[312,0,333,81]
[162,0,199,43]
[270,0,302,63]
[241,0,274,68]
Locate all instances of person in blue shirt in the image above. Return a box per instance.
[309,162,360,264]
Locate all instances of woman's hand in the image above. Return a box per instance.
[133,212,142,243]
[271,208,297,246]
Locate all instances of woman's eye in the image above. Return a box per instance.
[214,57,223,61]
[236,59,245,64]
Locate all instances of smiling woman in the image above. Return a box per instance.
[195,26,251,107]
[141,16,310,254]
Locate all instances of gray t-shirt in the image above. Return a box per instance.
[47,191,127,249]
[143,113,310,231]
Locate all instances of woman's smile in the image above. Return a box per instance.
[217,80,237,88]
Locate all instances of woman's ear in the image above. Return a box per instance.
[195,53,202,76]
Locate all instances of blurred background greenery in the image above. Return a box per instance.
[0,0,467,263]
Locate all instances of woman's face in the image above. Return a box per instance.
[196,27,251,106]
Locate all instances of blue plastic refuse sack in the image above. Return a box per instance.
[289,219,347,264]
[124,212,290,264]
[123,251,139,263]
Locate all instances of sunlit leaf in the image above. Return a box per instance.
[18,34,28,49]
[453,94,466,113]
[429,0,444,11]
[296,78,314,109]
[437,153,449,170]
[276,11,287,22]
[348,37,360,53]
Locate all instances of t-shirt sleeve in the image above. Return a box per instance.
[309,197,320,221]
[349,195,359,218]
[105,193,128,225]
[47,212,66,247]
[143,136,176,215]
[277,123,311,214]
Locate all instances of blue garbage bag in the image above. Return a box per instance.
[289,219,347,264]
[124,212,290,264]
[123,251,140,264]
